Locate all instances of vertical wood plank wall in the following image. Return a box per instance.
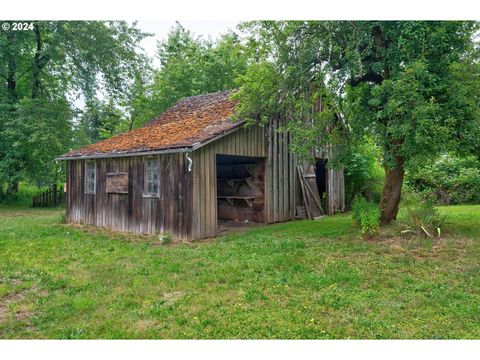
[327,167,345,214]
[264,117,298,224]
[66,153,193,240]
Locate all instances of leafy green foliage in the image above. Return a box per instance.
[234,21,342,163]
[0,21,149,197]
[351,196,381,238]
[76,99,124,144]
[343,139,384,206]
[0,182,48,205]
[232,62,280,126]
[406,154,480,205]
[235,21,480,222]
[0,98,72,189]
[399,202,446,238]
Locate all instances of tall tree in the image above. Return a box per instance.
[235,21,480,224]
[0,21,149,197]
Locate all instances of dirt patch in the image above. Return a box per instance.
[0,282,48,324]
[66,222,208,246]
[66,223,159,243]
[0,289,28,323]
[134,319,158,332]
[162,291,184,306]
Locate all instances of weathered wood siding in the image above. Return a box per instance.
[327,167,345,214]
[264,117,298,224]
[66,153,193,240]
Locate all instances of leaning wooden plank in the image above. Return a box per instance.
[304,179,324,216]
[302,166,325,215]
[303,181,322,218]
[297,166,312,219]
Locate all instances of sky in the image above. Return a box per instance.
[136,20,241,68]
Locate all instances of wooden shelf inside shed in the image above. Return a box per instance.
[217,176,253,189]
[217,196,255,207]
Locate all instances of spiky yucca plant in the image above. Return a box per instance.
[400,203,446,238]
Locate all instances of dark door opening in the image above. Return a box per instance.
[315,159,328,203]
[216,154,265,225]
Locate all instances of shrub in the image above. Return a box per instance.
[405,154,480,205]
[399,202,446,238]
[344,139,384,208]
[400,188,423,208]
[352,196,381,238]
[0,181,49,205]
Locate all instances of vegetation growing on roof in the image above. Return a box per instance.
[60,91,239,158]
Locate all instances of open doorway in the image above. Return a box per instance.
[315,159,328,207]
[216,154,265,227]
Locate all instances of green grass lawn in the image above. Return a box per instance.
[0,204,479,339]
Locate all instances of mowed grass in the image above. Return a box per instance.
[0,204,479,339]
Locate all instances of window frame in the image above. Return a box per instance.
[84,160,96,195]
[143,157,161,198]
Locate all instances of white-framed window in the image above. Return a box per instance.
[85,160,96,194]
[144,158,160,196]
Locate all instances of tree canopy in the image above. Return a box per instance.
[234,21,480,223]
[0,21,149,196]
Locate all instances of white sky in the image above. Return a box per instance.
[136,20,241,68]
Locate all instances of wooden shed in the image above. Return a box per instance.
[57,91,345,240]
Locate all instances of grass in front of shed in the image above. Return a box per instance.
[0,205,479,339]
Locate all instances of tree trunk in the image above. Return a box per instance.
[380,155,405,225]
[6,30,17,102]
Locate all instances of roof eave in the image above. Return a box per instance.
[55,146,193,161]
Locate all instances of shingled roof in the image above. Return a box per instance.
[58,90,241,159]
